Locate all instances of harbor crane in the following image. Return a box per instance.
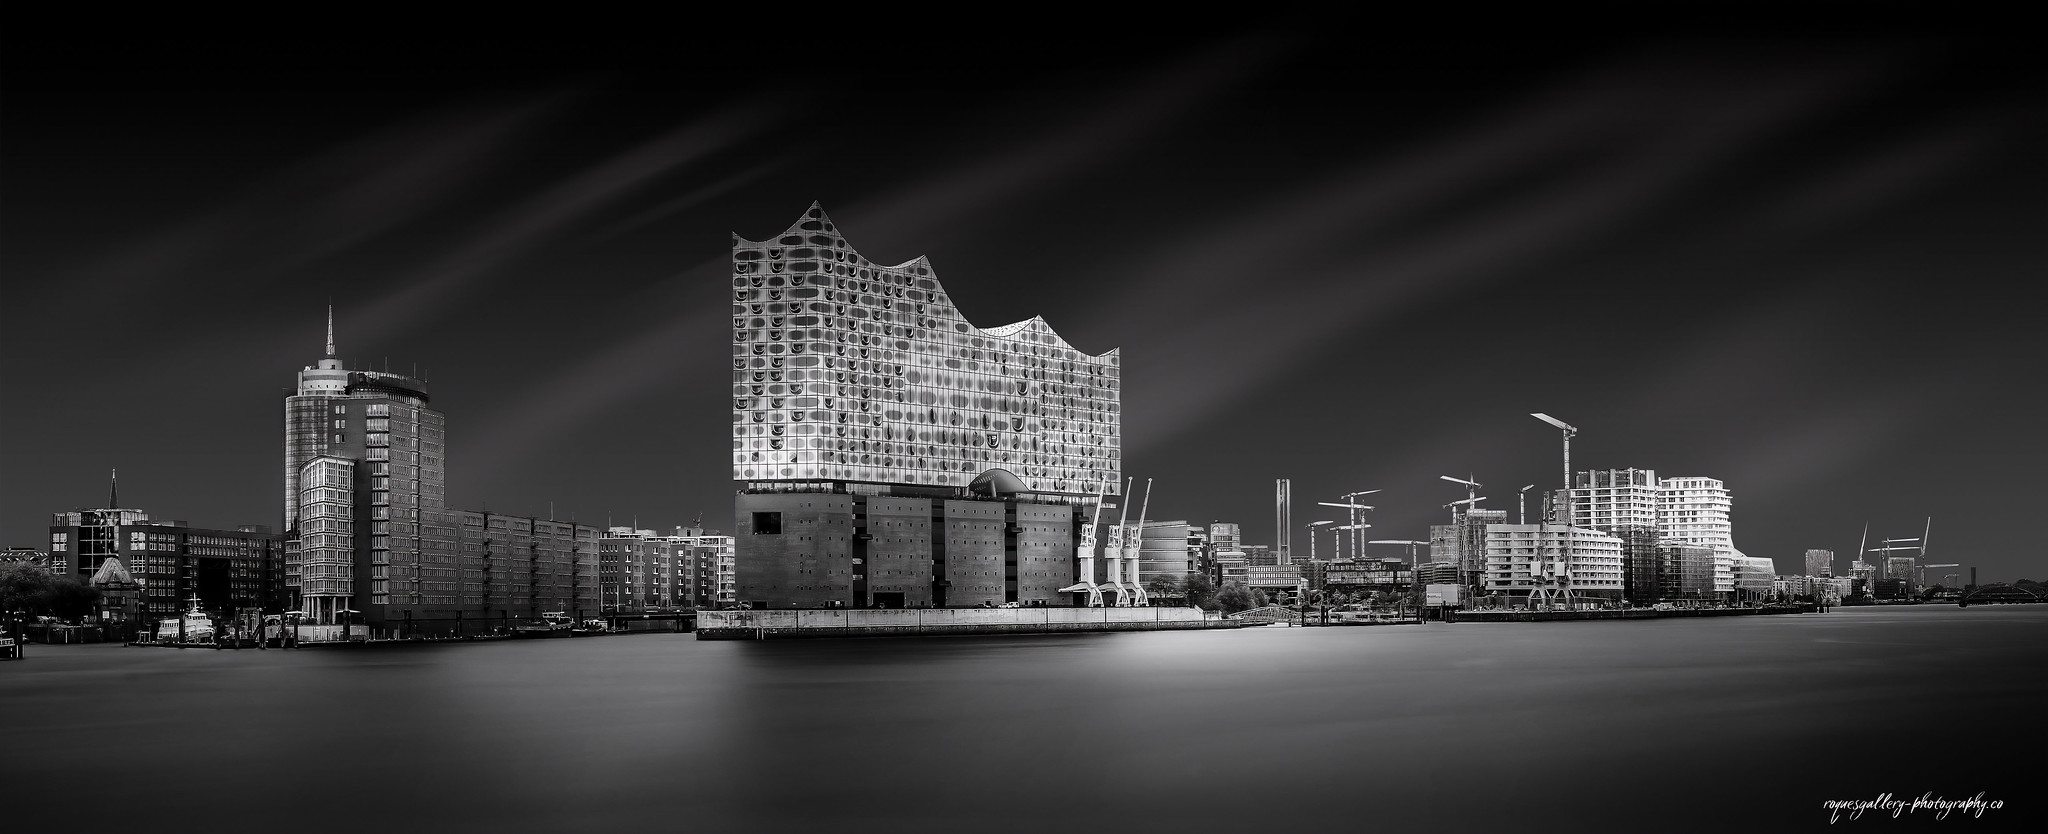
[1530,413,1580,611]
[1518,484,1536,524]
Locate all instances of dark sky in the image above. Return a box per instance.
[3,14,2042,581]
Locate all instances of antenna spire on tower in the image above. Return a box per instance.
[325,304,336,358]
[110,468,118,508]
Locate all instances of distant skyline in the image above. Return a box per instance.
[3,16,2043,580]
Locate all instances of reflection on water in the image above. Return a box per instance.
[5,606,2044,832]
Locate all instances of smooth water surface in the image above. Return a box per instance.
[5,605,2042,832]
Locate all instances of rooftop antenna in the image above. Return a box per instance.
[110,468,119,508]
[325,304,336,358]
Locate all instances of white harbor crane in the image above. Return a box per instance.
[1058,480,1111,606]
[1530,413,1579,610]
[1126,478,1154,606]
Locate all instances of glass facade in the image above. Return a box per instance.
[732,204,1119,497]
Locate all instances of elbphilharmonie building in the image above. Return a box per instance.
[733,204,1129,609]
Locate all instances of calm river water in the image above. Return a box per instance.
[5,605,2042,832]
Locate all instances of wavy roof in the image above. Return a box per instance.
[737,202,1117,360]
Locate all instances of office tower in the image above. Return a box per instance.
[283,309,451,624]
[732,204,1120,609]
[1804,549,1833,578]
[1611,525,1663,605]
[1658,542,1716,600]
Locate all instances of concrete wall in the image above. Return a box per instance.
[697,606,1236,639]
[1013,503,1074,605]
[942,500,1005,607]
[736,492,855,609]
[864,496,933,607]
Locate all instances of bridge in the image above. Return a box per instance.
[1959,583,2046,606]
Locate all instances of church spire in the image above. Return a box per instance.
[325,304,336,358]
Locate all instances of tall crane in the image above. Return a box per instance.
[1369,539,1428,606]
[1518,484,1536,524]
[1439,476,1485,522]
[1319,490,1379,560]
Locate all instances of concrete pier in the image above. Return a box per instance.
[696,606,1244,640]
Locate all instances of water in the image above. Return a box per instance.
[5,606,2042,832]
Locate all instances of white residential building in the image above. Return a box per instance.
[1657,476,1743,595]
[1481,524,1624,601]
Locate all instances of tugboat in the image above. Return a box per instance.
[571,617,611,637]
[156,595,216,644]
[510,611,574,638]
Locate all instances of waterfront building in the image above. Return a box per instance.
[1242,563,1304,593]
[1659,542,1716,600]
[1657,476,1744,595]
[1186,526,1210,579]
[1429,507,1506,597]
[1139,520,1195,582]
[1571,468,1661,531]
[1480,525,1625,604]
[1733,555,1777,599]
[1805,548,1833,578]
[1314,558,1412,595]
[732,204,1120,609]
[1610,525,1663,605]
[48,508,286,624]
[283,310,452,625]
[600,528,678,612]
[450,512,602,619]
[674,530,736,609]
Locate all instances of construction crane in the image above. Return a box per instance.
[1920,564,1959,588]
[1518,484,1536,524]
[1368,539,1429,605]
[1319,489,1379,560]
[1439,476,1485,522]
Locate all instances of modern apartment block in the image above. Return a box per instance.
[1569,470,1748,598]
[1480,525,1625,603]
[732,204,1121,609]
[599,528,679,612]
[1657,476,1743,595]
[676,531,736,609]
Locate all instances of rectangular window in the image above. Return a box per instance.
[751,512,782,535]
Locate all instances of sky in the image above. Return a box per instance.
[3,14,2043,581]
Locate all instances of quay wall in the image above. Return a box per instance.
[1453,605,1815,623]
[696,606,1242,640]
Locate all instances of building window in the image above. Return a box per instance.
[751,512,782,535]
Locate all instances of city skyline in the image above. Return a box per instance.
[3,21,2042,582]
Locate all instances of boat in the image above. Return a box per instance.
[156,595,216,644]
[571,618,611,636]
[510,611,574,638]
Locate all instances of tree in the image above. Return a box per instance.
[1251,588,1269,609]
[1145,573,1184,601]
[1183,573,1218,610]
[1217,582,1255,614]
[0,564,99,620]
[0,563,54,615]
